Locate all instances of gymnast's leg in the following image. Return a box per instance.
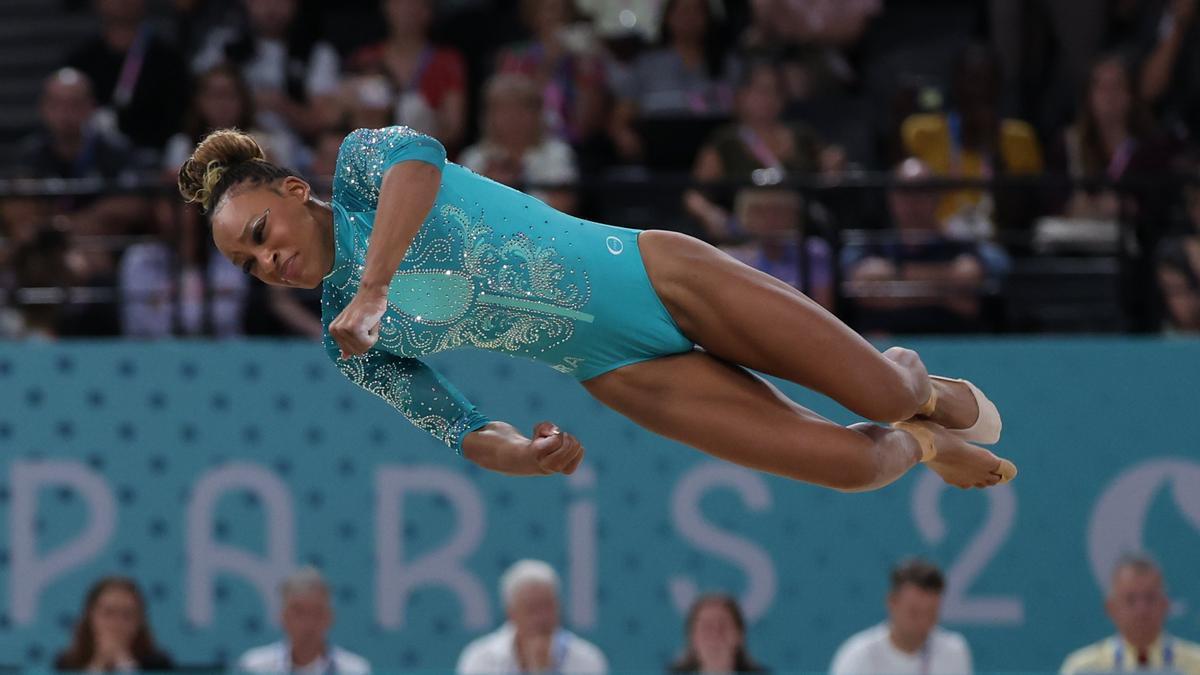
[582,351,999,490]
[637,231,982,431]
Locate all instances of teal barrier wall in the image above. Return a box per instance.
[0,339,1198,671]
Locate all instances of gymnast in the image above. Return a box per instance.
[177,125,1016,492]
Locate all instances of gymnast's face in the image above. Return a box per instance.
[210,177,334,289]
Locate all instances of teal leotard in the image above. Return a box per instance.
[322,126,694,453]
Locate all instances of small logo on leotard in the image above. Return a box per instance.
[605,236,624,255]
[551,356,586,374]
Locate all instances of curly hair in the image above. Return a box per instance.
[177,128,293,212]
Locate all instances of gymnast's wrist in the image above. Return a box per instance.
[356,278,389,299]
[462,422,528,472]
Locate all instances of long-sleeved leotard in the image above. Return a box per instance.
[322,126,694,453]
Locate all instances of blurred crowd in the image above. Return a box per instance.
[48,553,1200,673]
[2,0,1200,339]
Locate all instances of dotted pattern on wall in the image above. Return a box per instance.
[0,340,1199,671]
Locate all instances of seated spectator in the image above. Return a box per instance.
[1157,179,1200,332]
[718,188,834,309]
[495,0,608,147]
[456,559,606,674]
[684,59,836,242]
[830,558,972,675]
[1156,231,1200,332]
[609,0,737,162]
[1053,54,1170,226]
[345,0,467,151]
[1061,553,1200,674]
[668,593,767,674]
[460,74,580,214]
[65,0,190,151]
[12,69,150,238]
[901,44,1043,239]
[842,159,1003,334]
[193,0,340,139]
[236,567,371,674]
[53,576,174,671]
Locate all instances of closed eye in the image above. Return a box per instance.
[241,211,269,275]
[253,211,268,244]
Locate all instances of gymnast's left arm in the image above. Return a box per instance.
[326,334,584,474]
[329,130,445,358]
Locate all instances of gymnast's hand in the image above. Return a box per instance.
[462,421,586,476]
[330,286,388,359]
[528,421,586,475]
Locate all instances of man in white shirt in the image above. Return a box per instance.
[236,567,371,675]
[456,559,607,674]
[830,558,973,675]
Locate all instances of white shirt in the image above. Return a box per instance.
[456,623,607,675]
[831,623,973,675]
[236,640,371,675]
[459,139,580,187]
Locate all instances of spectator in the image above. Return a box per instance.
[1053,54,1168,224]
[495,0,608,147]
[830,558,972,675]
[1061,553,1200,674]
[456,559,607,674]
[684,60,833,242]
[901,43,1043,240]
[65,0,191,151]
[460,73,580,214]
[842,158,1002,334]
[668,593,767,674]
[1157,236,1200,331]
[346,0,468,151]
[12,69,148,229]
[236,567,371,674]
[715,188,835,309]
[53,576,174,671]
[193,0,340,138]
[609,0,737,161]
[1156,179,1200,332]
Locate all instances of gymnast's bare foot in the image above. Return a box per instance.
[895,420,1016,489]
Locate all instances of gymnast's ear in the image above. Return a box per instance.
[280,175,312,202]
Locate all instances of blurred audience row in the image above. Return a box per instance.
[2,0,1200,339]
[48,552,1200,673]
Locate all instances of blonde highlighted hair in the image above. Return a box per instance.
[177,129,292,212]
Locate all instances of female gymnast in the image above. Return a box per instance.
[177,126,1016,491]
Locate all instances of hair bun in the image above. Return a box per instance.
[177,129,265,212]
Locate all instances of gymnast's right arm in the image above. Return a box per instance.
[324,335,584,476]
